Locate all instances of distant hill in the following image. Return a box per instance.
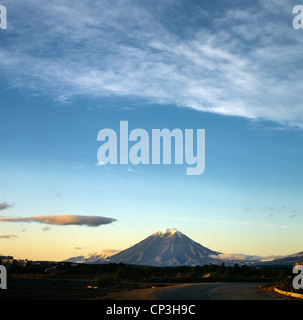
[64,249,120,264]
[254,251,303,267]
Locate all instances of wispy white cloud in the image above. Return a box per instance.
[1,0,302,127]
[211,252,283,262]
[210,253,262,262]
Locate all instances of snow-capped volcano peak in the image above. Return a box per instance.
[157,228,181,236]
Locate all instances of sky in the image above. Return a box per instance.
[0,0,302,261]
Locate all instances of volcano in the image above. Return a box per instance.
[109,228,221,266]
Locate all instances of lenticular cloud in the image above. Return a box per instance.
[0,215,116,227]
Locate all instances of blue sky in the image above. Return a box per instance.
[0,0,302,260]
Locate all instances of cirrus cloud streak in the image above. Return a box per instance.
[1,0,302,128]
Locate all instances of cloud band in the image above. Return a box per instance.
[0,215,116,227]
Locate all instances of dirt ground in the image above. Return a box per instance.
[0,277,172,300]
[1,277,297,300]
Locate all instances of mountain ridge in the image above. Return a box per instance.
[64,228,303,267]
[64,249,120,264]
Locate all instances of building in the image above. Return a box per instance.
[294,262,303,267]
[0,256,14,265]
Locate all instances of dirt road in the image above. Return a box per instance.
[100,282,288,300]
